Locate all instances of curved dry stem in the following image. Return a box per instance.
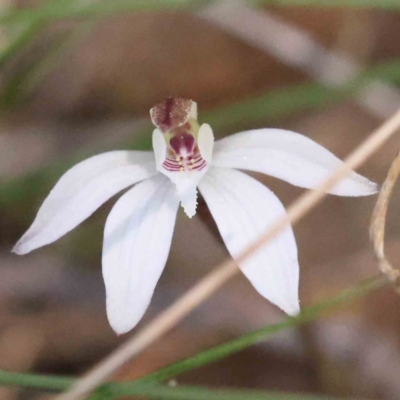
[56,108,400,400]
[370,151,400,289]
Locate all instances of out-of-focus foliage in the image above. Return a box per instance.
[1,1,400,400]
[2,59,400,213]
[2,0,400,27]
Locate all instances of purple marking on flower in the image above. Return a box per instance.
[170,132,195,157]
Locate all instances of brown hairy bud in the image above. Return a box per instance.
[150,97,197,132]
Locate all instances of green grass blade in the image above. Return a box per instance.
[0,0,92,69]
[0,18,98,108]
[0,0,208,26]
[0,278,386,398]
[0,20,44,68]
[205,59,400,131]
[133,276,387,383]
[107,383,362,400]
[0,370,365,399]
[0,370,72,391]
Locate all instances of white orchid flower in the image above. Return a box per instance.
[13,98,377,335]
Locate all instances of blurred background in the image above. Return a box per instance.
[1,0,400,399]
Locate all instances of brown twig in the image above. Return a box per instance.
[56,108,400,400]
[370,151,400,290]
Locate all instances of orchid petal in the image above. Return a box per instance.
[212,129,377,196]
[152,129,167,170]
[102,174,179,334]
[197,123,214,163]
[13,151,157,255]
[199,167,299,315]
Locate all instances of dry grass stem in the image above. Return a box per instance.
[56,108,400,400]
[370,151,400,290]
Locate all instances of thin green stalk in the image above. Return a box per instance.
[0,276,386,398]
[0,370,366,399]
[130,276,387,384]
[0,370,72,391]
[107,383,363,400]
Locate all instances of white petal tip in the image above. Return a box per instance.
[12,230,40,255]
[278,300,300,316]
[107,311,139,335]
[275,296,300,316]
[351,180,379,196]
[183,205,197,218]
[286,303,301,316]
[112,326,130,336]
[366,181,379,195]
[108,312,142,335]
[12,241,29,255]
[332,178,379,197]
